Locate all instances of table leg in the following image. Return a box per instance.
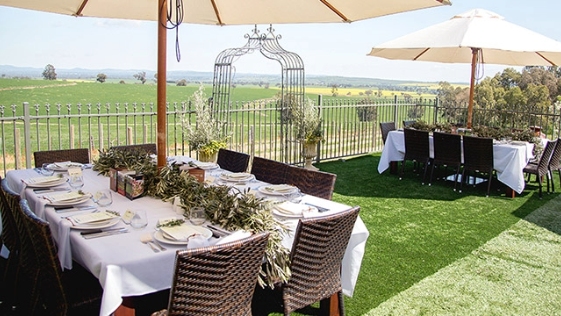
[329,293,340,316]
[114,297,135,316]
[505,187,516,198]
[390,161,398,175]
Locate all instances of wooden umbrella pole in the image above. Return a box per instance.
[466,47,478,129]
[157,0,168,169]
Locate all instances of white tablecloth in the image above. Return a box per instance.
[377,130,535,194]
[6,161,369,316]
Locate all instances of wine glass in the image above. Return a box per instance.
[68,175,84,190]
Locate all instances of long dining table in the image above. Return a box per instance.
[6,157,369,316]
[378,130,536,195]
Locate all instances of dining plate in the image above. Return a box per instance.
[272,204,318,218]
[258,184,298,196]
[24,177,68,188]
[48,162,84,171]
[71,218,121,230]
[219,173,255,182]
[194,162,219,170]
[154,225,213,245]
[46,194,92,206]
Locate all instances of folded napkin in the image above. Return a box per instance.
[23,175,62,185]
[264,184,295,193]
[216,230,251,245]
[54,161,72,168]
[66,211,118,226]
[274,201,318,216]
[43,191,86,203]
[161,225,203,241]
[194,162,217,169]
[222,172,252,180]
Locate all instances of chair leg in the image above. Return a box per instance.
[538,174,543,198]
[399,160,406,180]
[453,165,460,192]
[486,170,492,197]
[429,162,436,186]
[421,160,429,185]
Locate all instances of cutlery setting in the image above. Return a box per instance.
[81,228,129,239]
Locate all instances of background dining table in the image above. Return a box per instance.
[6,157,369,316]
[377,130,536,194]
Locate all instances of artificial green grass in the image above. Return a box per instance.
[314,154,559,315]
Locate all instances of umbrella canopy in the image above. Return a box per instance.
[367,8,561,128]
[0,0,450,167]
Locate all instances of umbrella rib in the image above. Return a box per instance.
[319,0,351,22]
[210,0,224,25]
[536,52,557,66]
[413,48,430,61]
[75,0,89,16]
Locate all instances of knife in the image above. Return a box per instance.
[80,227,125,235]
[82,228,129,239]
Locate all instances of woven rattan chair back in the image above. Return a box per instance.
[110,143,157,155]
[401,128,430,183]
[522,139,557,197]
[0,177,20,258]
[163,232,269,316]
[461,135,494,196]
[286,166,337,200]
[250,156,289,184]
[379,122,396,144]
[216,149,250,173]
[547,138,561,192]
[33,148,90,168]
[19,199,102,315]
[282,206,360,315]
[430,132,462,188]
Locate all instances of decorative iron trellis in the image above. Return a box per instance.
[212,25,305,162]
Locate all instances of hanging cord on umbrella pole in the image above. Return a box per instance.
[159,0,184,62]
[475,48,485,82]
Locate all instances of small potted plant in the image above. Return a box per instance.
[182,85,227,162]
[295,98,324,170]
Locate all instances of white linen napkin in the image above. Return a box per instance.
[263,184,295,193]
[66,211,118,226]
[23,175,62,185]
[274,201,318,217]
[160,225,202,241]
[43,191,86,203]
[215,230,251,245]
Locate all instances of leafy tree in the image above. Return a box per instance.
[119,80,125,84]
[331,84,339,97]
[96,73,107,83]
[176,79,187,86]
[42,64,57,80]
[134,71,147,84]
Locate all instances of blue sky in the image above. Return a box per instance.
[1,0,560,83]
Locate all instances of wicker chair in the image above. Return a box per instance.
[250,156,289,185]
[286,166,337,200]
[429,132,462,190]
[400,128,431,184]
[33,148,90,168]
[460,135,495,197]
[0,177,21,310]
[18,199,103,315]
[546,138,561,192]
[110,143,157,155]
[152,232,270,316]
[252,206,360,316]
[402,120,416,128]
[379,122,396,145]
[523,139,557,198]
[216,148,250,173]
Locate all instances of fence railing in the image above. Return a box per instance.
[1,96,560,177]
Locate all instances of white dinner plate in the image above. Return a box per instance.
[194,162,219,170]
[258,185,298,196]
[272,205,318,218]
[25,177,68,188]
[71,217,121,230]
[48,162,84,171]
[153,225,213,245]
[46,194,91,206]
[219,173,255,182]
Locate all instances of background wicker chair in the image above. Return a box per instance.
[250,156,289,184]
[286,166,337,200]
[18,199,102,315]
[33,148,90,168]
[152,232,269,316]
[110,143,157,155]
[523,138,557,198]
[252,206,360,316]
[546,138,561,192]
[429,131,462,190]
[216,148,250,173]
[400,128,431,184]
[460,135,495,197]
[379,121,396,145]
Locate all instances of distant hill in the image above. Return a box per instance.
[0,65,444,89]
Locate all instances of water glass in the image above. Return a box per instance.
[41,163,54,176]
[130,210,148,229]
[189,207,206,225]
[68,175,84,189]
[93,189,113,207]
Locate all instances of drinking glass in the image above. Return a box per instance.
[41,163,54,176]
[68,175,84,189]
[189,207,206,225]
[130,210,148,229]
[93,189,113,207]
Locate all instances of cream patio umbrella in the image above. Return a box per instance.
[0,0,450,167]
[367,8,561,129]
